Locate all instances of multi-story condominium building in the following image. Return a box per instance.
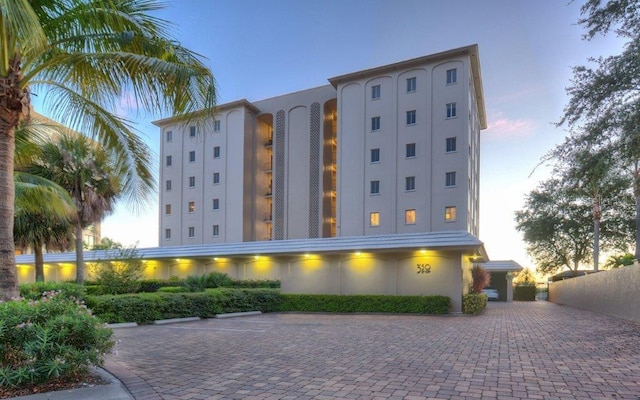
[154,44,486,246]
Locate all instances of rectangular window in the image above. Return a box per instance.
[371,85,381,100]
[189,126,196,138]
[445,206,456,221]
[446,68,457,84]
[406,77,416,92]
[446,103,457,118]
[370,180,380,195]
[213,198,219,210]
[213,172,220,184]
[165,180,172,191]
[405,209,416,225]
[406,110,416,125]
[406,143,416,158]
[188,201,195,213]
[371,116,380,131]
[213,224,219,236]
[165,204,171,215]
[370,212,380,227]
[405,176,415,191]
[446,137,457,152]
[166,155,172,166]
[213,146,221,158]
[188,151,196,162]
[166,131,172,143]
[165,228,171,239]
[370,148,380,163]
[214,120,221,132]
[446,171,456,187]
[188,226,195,238]
[188,176,195,187]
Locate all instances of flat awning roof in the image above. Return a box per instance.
[481,260,524,272]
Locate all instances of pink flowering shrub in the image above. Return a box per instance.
[0,291,114,387]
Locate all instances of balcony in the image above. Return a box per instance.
[263,213,272,222]
[264,137,273,147]
[264,161,273,172]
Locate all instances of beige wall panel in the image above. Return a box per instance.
[286,106,311,239]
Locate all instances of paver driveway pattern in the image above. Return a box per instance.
[105,302,640,400]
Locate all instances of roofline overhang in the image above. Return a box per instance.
[151,99,259,127]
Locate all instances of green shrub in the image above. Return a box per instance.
[138,279,165,293]
[19,282,86,301]
[0,292,114,388]
[514,285,537,301]
[463,293,487,314]
[86,289,281,323]
[205,272,234,288]
[157,286,189,293]
[88,247,145,295]
[276,294,450,314]
[184,274,208,292]
[230,279,280,289]
[471,265,490,293]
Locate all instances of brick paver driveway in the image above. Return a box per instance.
[105,302,640,399]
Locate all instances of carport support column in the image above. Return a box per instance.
[506,272,514,302]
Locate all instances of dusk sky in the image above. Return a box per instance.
[90,0,626,270]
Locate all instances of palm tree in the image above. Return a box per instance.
[26,133,121,284]
[0,1,216,299]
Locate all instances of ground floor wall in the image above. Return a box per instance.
[549,265,640,323]
[17,249,473,313]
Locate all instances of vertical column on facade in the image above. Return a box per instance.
[322,99,337,237]
[274,110,286,240]
[308,102,321,238]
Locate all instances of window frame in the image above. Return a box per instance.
[370,148,380,163]
[188,226,195,238]
[445,206,457,222]
[446,102,457,119]
[166,131,172,143]
[406,143,416,158]
[370,180,380,195]
[405,209,416,225]
[188,176,196,188]
[188,201,195,213]
[213,172,220,185]
[446,171,456,187]
[165,180,172,191]
[213,224,220,236]
[165,204,172,215]
[214,120,221,132]
[405,176,416,191]
[406,110,416,125]
[370,212,380,227]
[166,155,172,166]
[189,126,196,138]
[371,116,381,131]
[188,151,196,163]
[406,77,417,93]
[446,68,457,85]
[371,84,381,100]
[165,228,171,239]
[213,146,221,159]
[212,198,220,210]
[446,137,457,153]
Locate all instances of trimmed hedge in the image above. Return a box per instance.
[275,294,450,314]
[463,293,487,314]
[514,285,537,301]
[19,282,86,301]
[85,289,282,323]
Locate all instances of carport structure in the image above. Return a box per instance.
[481,260,523,302]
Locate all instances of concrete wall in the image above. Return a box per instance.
[549,265,640,323]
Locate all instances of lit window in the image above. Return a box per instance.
[405,209,416,225]
[371,116,380,131]
[446,68,457,84]
[165,204,171,215]
[166,155,172,166]
[446,103,457,118]
[213,146,221,158]
[214,120,221,132]
[189,126,196,138]
[188,176,195,187]
[188,201,195,213]
[406,143,416,158]
[446,137,457,152]
[406,77,416,92]
[213,225,219,236]
[213,198,219,210]
[370,212,380,227]
[371,85,381,100]
[166,131,172,143]
[189,151,196,162]
[370,148,380,163]
[405,176,415,191]
[165,228,171,239]
[445,206,456,221]
[165,180,172,191]
[446,171,456,187]
[370,180,380,195]
[213,172,220,184]
[406,110,416,125]
[188,227,195,238]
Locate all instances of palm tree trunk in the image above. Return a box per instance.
[75,223,85,284]
[593,195,601,272]
[0,121,19,300]
[34,242,45,282]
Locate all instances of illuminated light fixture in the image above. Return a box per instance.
[304,253,310,258]
[213,257,219,261]
[254,255,260,260]
[420,249,427,254]
[355,251,362,256]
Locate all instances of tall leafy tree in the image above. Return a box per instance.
[0,0,216,299]
[26,133,121,284]
[560,0,640,258]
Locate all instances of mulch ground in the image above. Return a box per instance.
[0,370,107,399]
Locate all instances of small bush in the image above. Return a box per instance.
[89,247,145,295]
[19,282,86,301]
[463,293,487,314]
[205,272,234,288]
[184,274,208,292]
[471,265,490,294]
[230,279,280,289]
[276,294,450,314]
[0,292,114,388]
[514,285,537,301]
[157,286,189,293]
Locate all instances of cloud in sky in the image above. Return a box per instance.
[484,112,536,141]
